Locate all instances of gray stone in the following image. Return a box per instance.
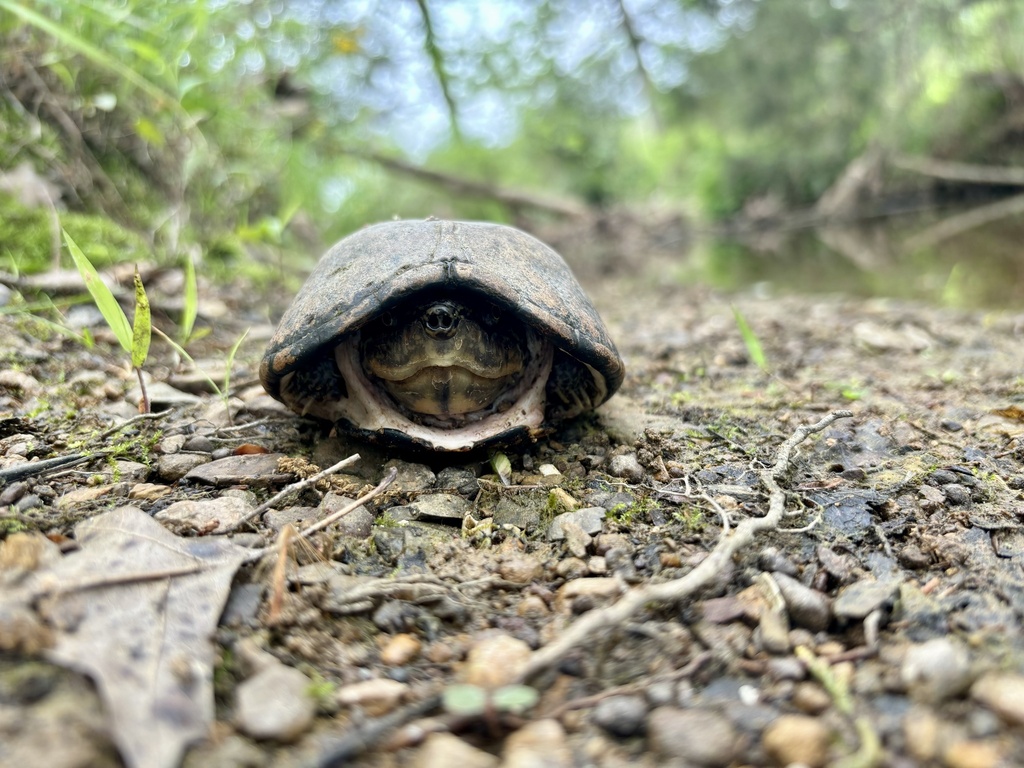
[386,460,436,492]
[156,453,210,482]
[155,496,252,533]
[592,694,648,737]
[388,493,470,524]
[415,732,497,768]
[320,492,374,537]
[971,673,1024,726]
[772,571,831,631]
[263,507,318,533]
[942,483,971,506]
[902,638,972,703]
[435,466,479,496]
[608,453,644,483]
[235,662,316,741]
[833,578,900,620]
[501,719,571,768]
[492,494,543,530]
[647,707,741,766]
[548,507,606,540]
[182,435,215,453]
[184,453,293,487]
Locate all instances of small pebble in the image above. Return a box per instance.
[182,435,215,453]
[647,707,740,766]
[758,546,799,577]
[335,678,408,716]
[501,718,572,768]
[234,662,316,741]
[461,633,531,689]
[386,460,436,492]
[499,553,544,584]
[942,483,971,506]
[791,682,831,716]
[156,453,211,482]
[903,707,941,762]
[0,370,42,397]
[548,507,606,540]
[380,633,421,666]
[902,638,972,703]
[319,493,374,537]
[943,740,1003,768]
[762,714,832,768]
[555,557,588,579]
[608,453,644,483]
[832,579,899,620]
[14,494,43,513]
[772,572,830,631]
[415,733,498,768]
[592,694,648,737]
[516,595,549,618]
[562,520,591,558]
[155,496,252,534]
[971,673,1024,726]
[555,577,623,613]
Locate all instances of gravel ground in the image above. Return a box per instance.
[2,260,1024,768]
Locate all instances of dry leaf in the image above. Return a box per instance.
[993,405,1024,422]
[4,506,248,768]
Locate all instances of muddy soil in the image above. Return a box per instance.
[2,261,1024,768]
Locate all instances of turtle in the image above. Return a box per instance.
[259,219,625,451]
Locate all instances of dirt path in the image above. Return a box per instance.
[2,272,1024,767]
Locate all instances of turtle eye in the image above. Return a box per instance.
[379,312,395,327]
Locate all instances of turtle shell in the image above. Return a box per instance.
[260,219,624,450]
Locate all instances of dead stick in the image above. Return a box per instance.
[245,466,397,563]
[516,410,853,683]
[224,454,361,533]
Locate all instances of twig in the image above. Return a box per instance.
[224,454,361,534]
[904,192,1024,252]
[244,466,397,562]
[96,411,170,440]
[414,0,461,140]
[516,410,853,683]
[892,154,1024,186]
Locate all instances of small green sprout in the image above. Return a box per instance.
[732,305,768,372]
[66,230,152,412]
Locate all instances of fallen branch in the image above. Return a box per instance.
[892,154,1024,187]
[903,192,1024,252]
[351,151,590,219]
[516,409,854,683]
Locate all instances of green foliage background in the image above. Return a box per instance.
[1,0,1022,273]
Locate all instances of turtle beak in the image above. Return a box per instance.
[422,302,460,340]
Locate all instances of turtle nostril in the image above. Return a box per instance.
[423,302,459,339]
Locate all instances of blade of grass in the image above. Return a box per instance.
[65,229,132,353]
[0,0,175,106]
[181,253,198,343]
[130,266,151,369]
[732,305,768,372]
[222,329,249,396]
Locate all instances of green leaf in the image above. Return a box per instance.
[441,684,488,716]
[181,254,198,342]
[491,452,512,486]
[732,305,768,372]
[222,329,249,397]
[131,267,151,369]
[66,230,132,353]
[491,685,539,714]
[134,117,166,148]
